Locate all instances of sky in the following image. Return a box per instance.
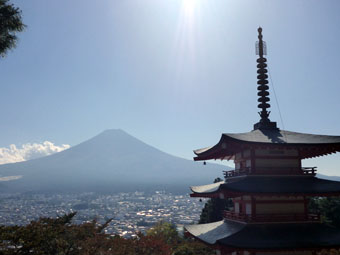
[1,0,340,175]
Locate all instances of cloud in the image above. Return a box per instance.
[0,175,22,181]
[0,141,70,165]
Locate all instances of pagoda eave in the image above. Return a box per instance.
[217,244,340,254]
[187,235,340,254]
[185,220,340,251]
[191,191,340,199]
[194,130,340,161]
[190,176,340,198]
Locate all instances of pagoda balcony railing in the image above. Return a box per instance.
[223,167,251,178]
[223,210,320,223]
[302,167,317,175]
[223,167,317,179]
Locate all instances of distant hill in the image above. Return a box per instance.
[317,173,340,182]
[0,129,226,193]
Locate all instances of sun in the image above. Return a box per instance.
[180,0,200,26]
[182,0,197,8]
[182,0,197,16]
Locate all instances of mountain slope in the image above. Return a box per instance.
[0,129,226,192]
[317,173,340,182]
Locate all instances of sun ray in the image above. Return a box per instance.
[169,0,215,98]
[172,1,201,86]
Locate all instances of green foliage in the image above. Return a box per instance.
[146,221,214,255]
[0,0,25,57]
[146,221,179,245]
[199,177,232,224]
[0,213,213,255]
[173,238,215,255]
[0,212,113,255]
[310,197,340,228]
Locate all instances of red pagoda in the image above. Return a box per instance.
[185,28,340,255]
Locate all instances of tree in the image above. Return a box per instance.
[146,221,180,246]
[0,0,25,57]
[0,214,214,254]
[146,221,214,255]
[0,213,172,255]
[173,238,215,255]
[0,212,113,255]
[199,177,232,224]
[309,197,340,228]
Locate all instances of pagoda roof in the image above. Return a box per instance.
[185,220,340,250]
[190,176,340,197]
[194,129,340,160]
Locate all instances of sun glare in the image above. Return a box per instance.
[182,0,197,18]
[170,0,203,92]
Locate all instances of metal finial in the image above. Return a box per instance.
[253,28,278,130]
[256,27,267,56]
[256,28,270,122]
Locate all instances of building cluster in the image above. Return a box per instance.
[0,191,204,238]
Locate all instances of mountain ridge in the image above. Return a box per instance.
[0,129,226,193]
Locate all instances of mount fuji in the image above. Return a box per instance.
[0,129,225,193]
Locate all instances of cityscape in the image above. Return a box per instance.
[0,191,206,238]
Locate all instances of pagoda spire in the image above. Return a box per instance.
[253,27,277,130]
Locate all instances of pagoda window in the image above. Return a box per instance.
[233,149,254,174]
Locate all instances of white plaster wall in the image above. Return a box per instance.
[245,204,252,215]
[235,202,240,213]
